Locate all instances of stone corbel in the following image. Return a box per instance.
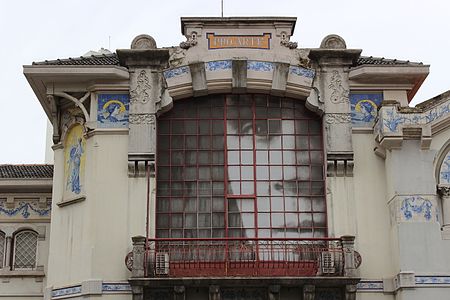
[54,92,91,125]
[327,153,354,177]
[48,95,61,144]
[209,286,220,300]
[437,185,450,237]
[303,285,315,300]
[268,285,280,300]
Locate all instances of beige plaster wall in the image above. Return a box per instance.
[352,133,395,278]
[47,132,136,288]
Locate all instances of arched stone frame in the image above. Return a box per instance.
[435,139,450,232]
[155,93,328,240]
[0,224,46,271]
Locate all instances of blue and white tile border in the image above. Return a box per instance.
[416,276,450,286]
[289,66,315,79]
[206,60,232,72]
[357,280,384,292]
[163,66,190,79]
[102,282,132,293]
[51,285,82,299]
[51,282,131,299]
[247,61,274,72]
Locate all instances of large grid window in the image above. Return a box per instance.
[0,231,5,269]
[13,230,38,270]
[156,94,326,239]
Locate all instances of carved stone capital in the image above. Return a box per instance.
[345,284,357,300]
[209,285,220,300]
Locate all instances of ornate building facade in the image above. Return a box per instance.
[1,16,450,299]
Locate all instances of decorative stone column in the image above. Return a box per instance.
[309,35,361,237]
[341,235,357,277]
[209,285,221,300]
[345,284,357,300]
[268,285,280,300]
[438,185,450,238]
[174,286,186,300]
[302,285,315,300]
[117,34,172,177]
[131,235,146,278]
[309,35,361,177]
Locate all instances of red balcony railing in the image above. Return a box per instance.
[135,237,349,278]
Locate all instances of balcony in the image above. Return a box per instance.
[129,236,359,278]
[128,236,360,299]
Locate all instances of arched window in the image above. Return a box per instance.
[156,94,326,239]
[0,231,5,269]
[13,230,38,270]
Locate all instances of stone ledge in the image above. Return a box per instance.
[0,269,45,277]
[57,196,86,207]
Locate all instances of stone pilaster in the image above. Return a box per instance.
[309,35,361,176]
[131,235,146,278]
[438,185,450,238]
[117,34,171,177]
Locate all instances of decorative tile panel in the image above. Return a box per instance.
[416,276,450,285]
[64,124,86,199]
[206,60,232,72]
[350,93,383,127]
[102,282,132,293]
[51,285,82,298]
[390,195,437,223]
[97,94,129,128]
[163,66,190,79]
[247,61,274,72]
[357,280,384,291]
[0,200,51,219]
[289,66,315,79]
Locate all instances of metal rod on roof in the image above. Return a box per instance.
[221,0,223,17]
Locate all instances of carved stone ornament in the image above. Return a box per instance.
[328,70,349,104]
[60,107,86,141]
[320,34,347,49]
[169,47,187,67]
[131,34,157,50]
[280,31,298,49]
[438,186,450,197]
[180,31,198,49]
[130,70,152,104]
[129,113,155,124]
[325,113,351,124]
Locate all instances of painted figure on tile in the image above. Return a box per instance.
[350,93,383,127]
[97,94,129,128]
[64,124,86,197]
[67,138,83,194]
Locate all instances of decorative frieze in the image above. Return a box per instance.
[129,113,155,125]
[325,113,351,124]
[0,199,51,219]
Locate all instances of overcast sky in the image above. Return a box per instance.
[1,0,449,163]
